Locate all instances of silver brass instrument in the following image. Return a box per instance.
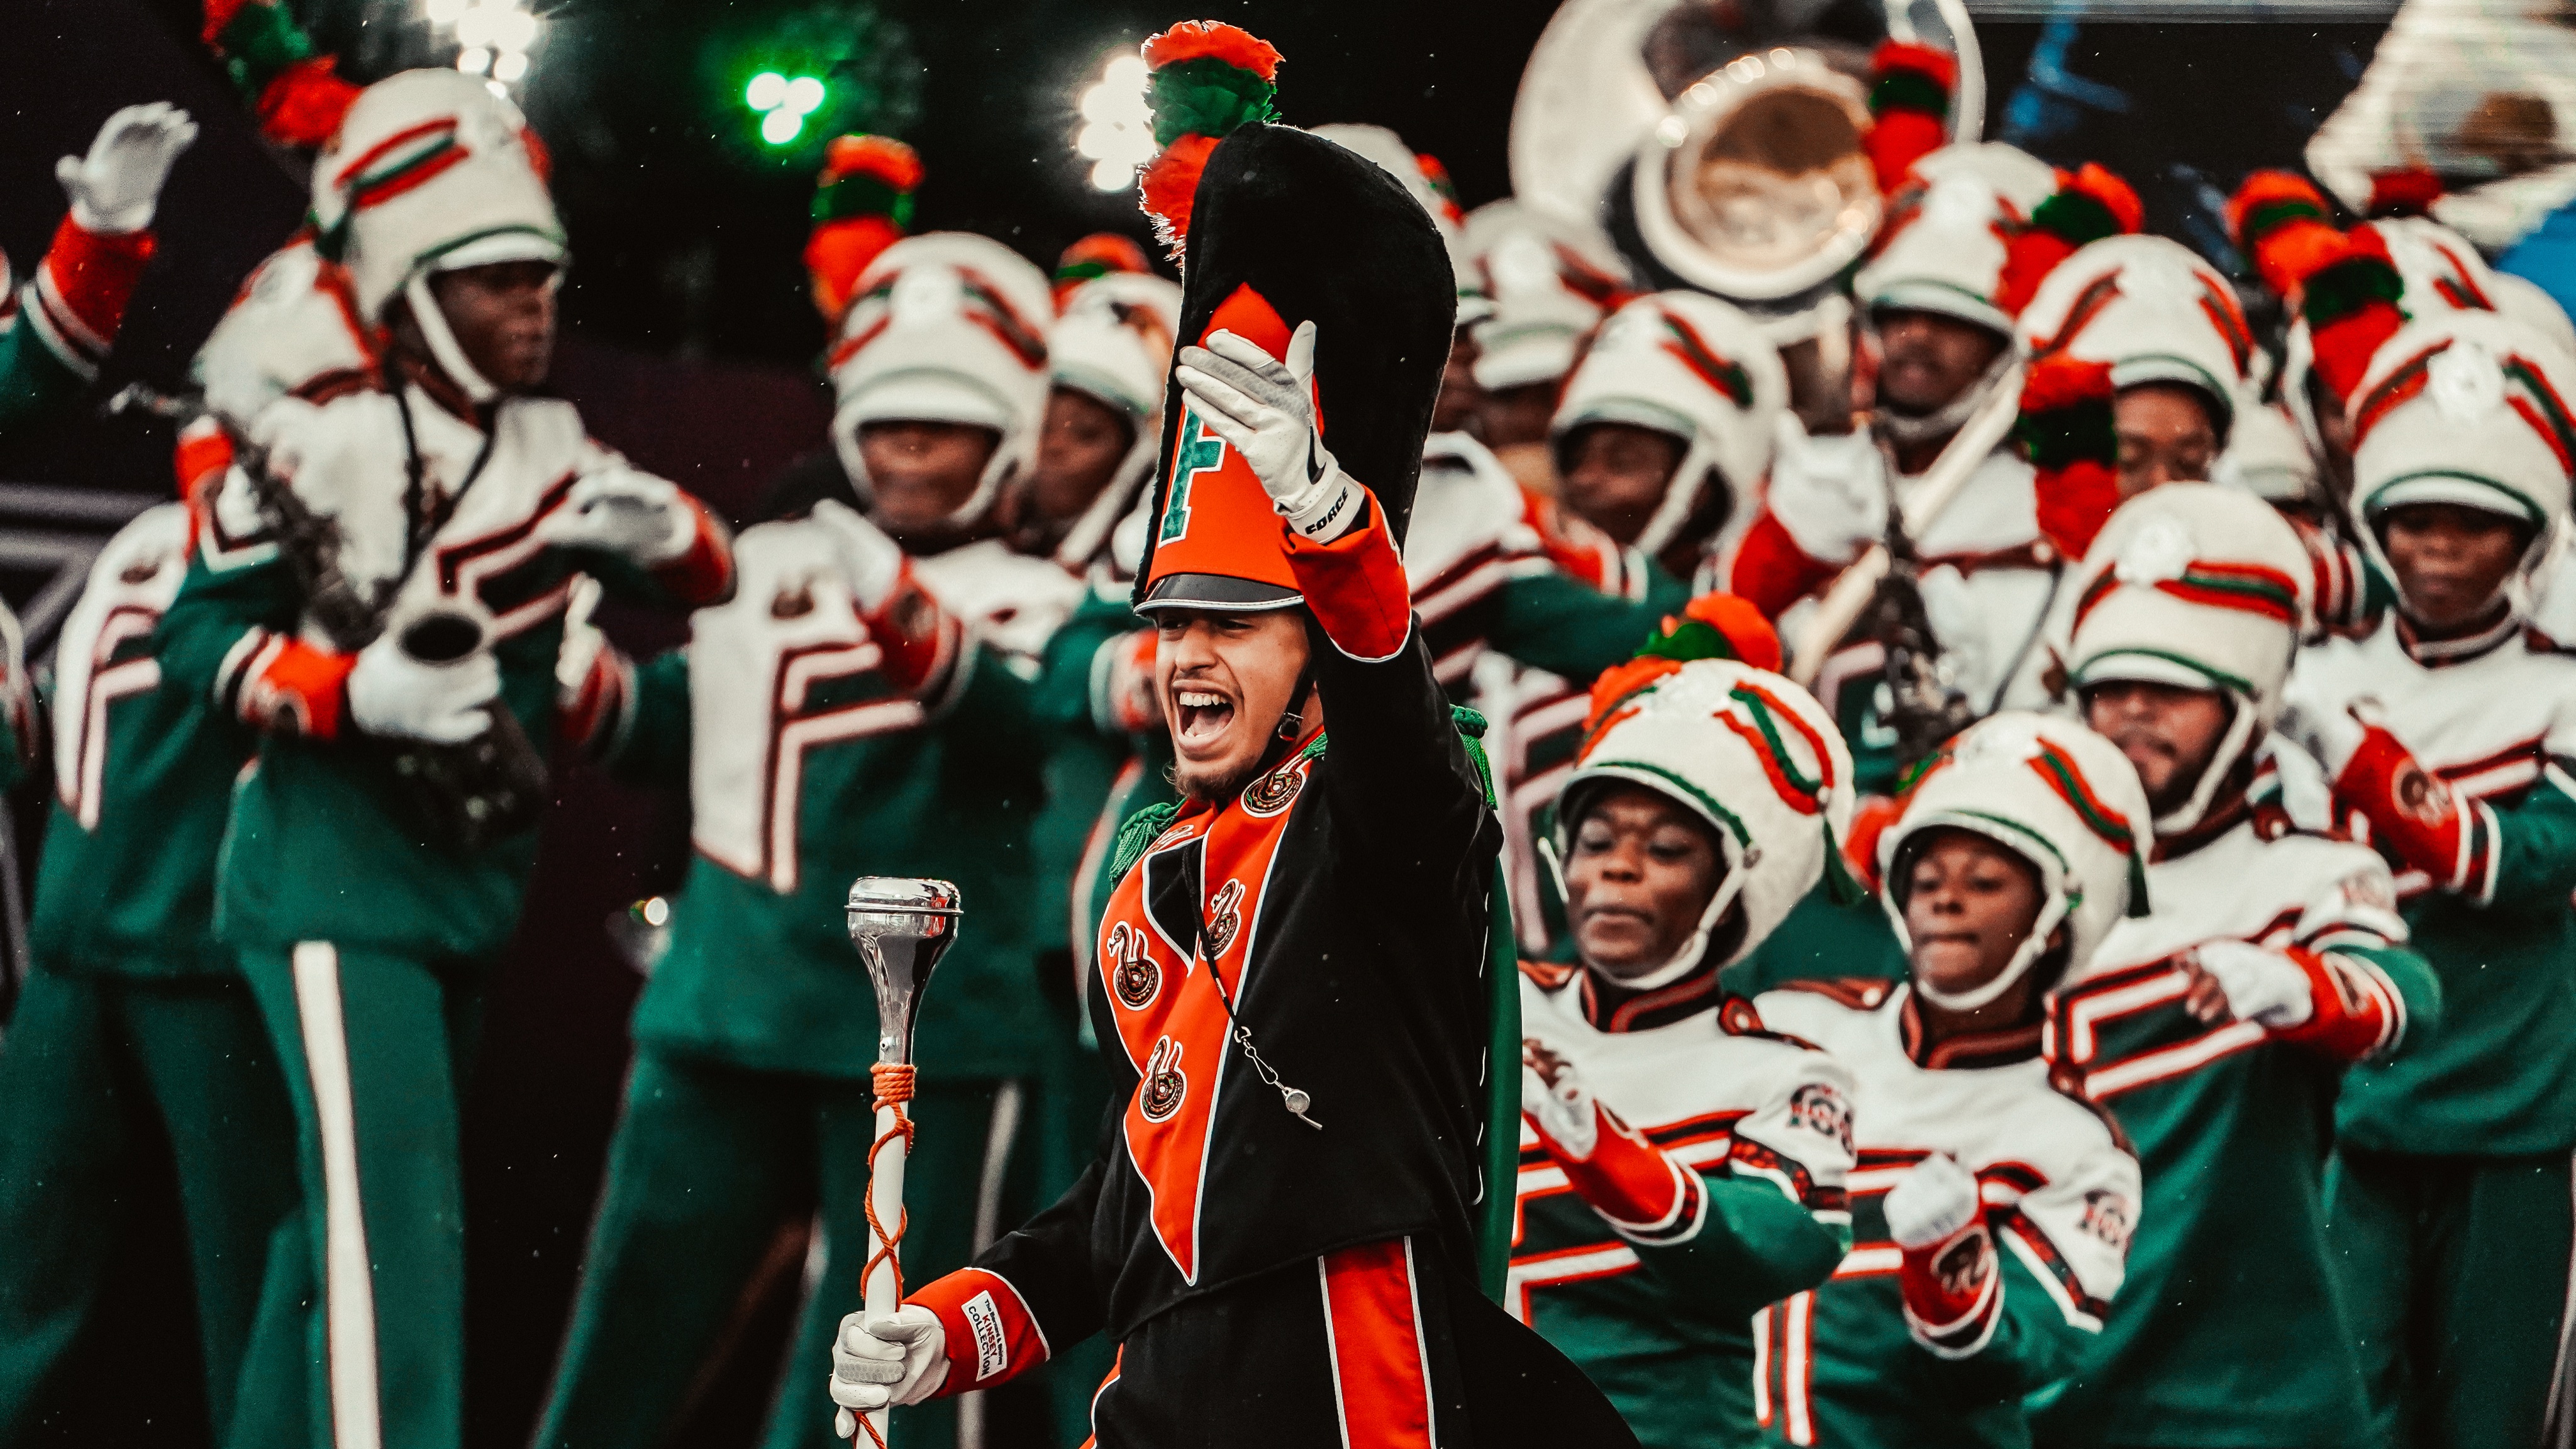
[1509,0,1984,309]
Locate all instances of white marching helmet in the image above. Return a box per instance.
[2283,216,2557,457]
[1550,291,1789,555]
[1853,142,2060,338]
[1463,199,1634,392]
[311,69,564,402]
[1880,711,2152,1010]
[1307,123,1483,323]
[2014,234,2255,438]
[2344,308,2576,592]
[1046,270,1182,569]
[827,232,1055,530]
[2212,401,2321,509]
[1558,658,1857,980]
[2065,484,2311,834]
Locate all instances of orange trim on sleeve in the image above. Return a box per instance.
[1282,494,1411,662]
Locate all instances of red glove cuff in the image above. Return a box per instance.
[2275,946,2402,1062]
[2335,726,2470,887]
[862,564,965,697]
[558,645,631,757]
[1725,509,1840,621]
[1540,1104,1707,1245]
[233,633,355,740]
[651,499,735,606]
[1897,1220,2004,1358]
[908,1267,1050,1397]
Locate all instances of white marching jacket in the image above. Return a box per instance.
[192,239,373,428]
[682,520,1081,892]
[1406,430,1554,688]
[52,504,187,829]
[1755,981,2140,1335]
[2080,767,2416,1055]
[2290,621,2576,904]
[212,386,630,649]
[1513,966,1859,1308]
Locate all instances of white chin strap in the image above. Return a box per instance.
[1053,420,1156,569]
[1607,849,1753,991]
[1875,343,2016,452]
[2153,692,2260,837]
[405,274,499,405]
[1634,440,1723,560]
[835,412,1013,533]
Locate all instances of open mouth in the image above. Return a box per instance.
[1173,686,1236,750]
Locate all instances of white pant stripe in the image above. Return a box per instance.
[292,942,384,1449]
[1316,1257,1353,1449]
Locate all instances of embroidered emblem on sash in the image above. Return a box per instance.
[1140,1036,1187,1122]
[1204,879,1245,959]
[1241,760,1303,816]
[1108,922,1161,1010]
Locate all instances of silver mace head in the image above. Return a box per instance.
[846,877,963,1066]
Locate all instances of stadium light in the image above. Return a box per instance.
[439,0,539,92]
[743,69,827,146]
[1072,47,1154,192]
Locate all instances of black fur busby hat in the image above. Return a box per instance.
[1128,21,1456,613]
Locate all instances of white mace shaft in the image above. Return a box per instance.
[864,1099,909,1311]
[858,1091,910,1446]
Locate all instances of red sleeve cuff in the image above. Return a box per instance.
[231,633,354,740]
[1725,509,1839,621]
[1538,1104,1704,1245]
[1282,492,1411,662]
[2276,947,2402,1062]
[863,562,965,697]
[38,214,155,362]
[174,417,233,512]
[652,500,735,606]
[909,1267,1051,1396]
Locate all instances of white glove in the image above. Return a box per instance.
[828,1306,948,1431]
[57,103,197,235]
[2273,678,2373,780]
[1763,417,1889,567]
[1173,321,1364,540]
[536,471,697,567]
[2190,939,2316,1029]
[1883,1152,1982,1249]
[554,576,606,702]
[1521,1047,1599,1160]
[809,497,906,611]
[346,631,499,743]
